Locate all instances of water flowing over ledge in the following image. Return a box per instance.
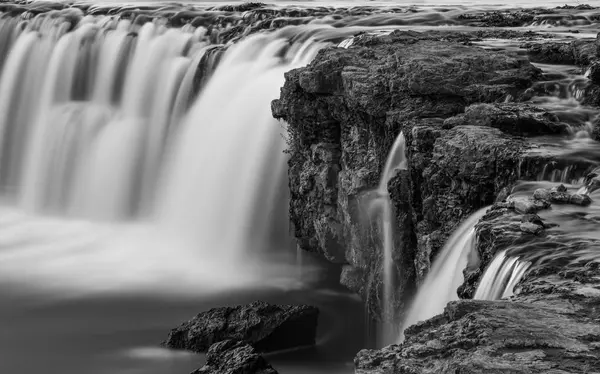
[0,9,368,297]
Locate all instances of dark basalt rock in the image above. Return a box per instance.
[523,39,597,65]
[193,340,278,374]
[272,30,563,319]
[163,301,319,353]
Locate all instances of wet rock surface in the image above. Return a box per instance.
[355,293,600,373]
[357,183,600,373]
[163,301,319,353]
[193,340,278,374]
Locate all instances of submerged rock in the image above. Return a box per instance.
[193,340,278,374]
[569,193,592,206]
[163,301,319,353]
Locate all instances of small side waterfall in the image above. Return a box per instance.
[474,250,532,300]
[399,207,488,340]
[368,132,407,327]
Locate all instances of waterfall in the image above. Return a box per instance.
[473,250,531,300]
[0,11,340,295]
[368,131,407,344]
[399,207,488,340]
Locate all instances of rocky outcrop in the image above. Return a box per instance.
[193,340,278,374]
[443,103,569,136]
[163,301,319,353]
[272,30,597,319]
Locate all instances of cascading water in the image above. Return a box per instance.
[0,10,347,295]
[368,131,407,345]
[369,131,407,324]
[473,250,531,300]
[399,207,488,340]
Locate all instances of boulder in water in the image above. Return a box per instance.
[511,197,539,214]
[163,301,319,353]
[192,340,278,374]
[520,221,544,234]
[569,193,592,206]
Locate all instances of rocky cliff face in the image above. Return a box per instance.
[272,30,600,320]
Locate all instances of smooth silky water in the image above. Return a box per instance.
[0,2,598,373]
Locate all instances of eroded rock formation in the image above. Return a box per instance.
[272,29,600,319]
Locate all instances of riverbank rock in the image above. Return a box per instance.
[163,301,319,353]
[193,340,278,374]
[272,29,597,320]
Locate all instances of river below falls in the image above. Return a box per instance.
[0,257,368,374]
